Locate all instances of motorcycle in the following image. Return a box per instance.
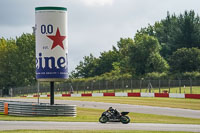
[99,111,130,124]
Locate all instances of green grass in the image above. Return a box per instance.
[0,107,99,122]
[9,95,200,110]
[16,95,200,110]
[0,130,195,133]
[0,107,200,124]
[50,96,200,110]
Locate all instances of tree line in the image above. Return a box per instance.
[1,10,200,91]
[0,34,35,90]
[71,10,200,81]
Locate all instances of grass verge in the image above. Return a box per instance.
[50,97,200,110]
[0,107,200,124]
[8,95,200,111]
[11,96,200,110]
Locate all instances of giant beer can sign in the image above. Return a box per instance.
[35,7,68,81]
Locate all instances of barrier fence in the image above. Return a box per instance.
[0,100,76,116]
[4,79,200,97]
[0,90,2,97]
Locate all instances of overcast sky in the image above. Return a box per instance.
[1,0,200,72]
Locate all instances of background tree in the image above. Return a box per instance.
[169,48,200,73]
[15,33,36,86]
[113,38,134,74]
[71,50,119,78]
[71,54,98,78]
[128,34,169,76]
[94,50,119,76]
[0,33,35,92]
[71,38,133,78]
[145,53,169,73]
[136,10,200,58]
[0,38,17,89]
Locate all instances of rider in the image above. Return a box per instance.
[107,107,120,118]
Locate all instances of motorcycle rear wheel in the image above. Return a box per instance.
[99,116,108,123]
[120,116,130,124]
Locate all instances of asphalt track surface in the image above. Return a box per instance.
[0,98,200,132]
[1,98,200,118]
[0,121,200,132]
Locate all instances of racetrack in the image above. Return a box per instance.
[0,98,200,132]
[0,121,200,132]
[1,98,200,118]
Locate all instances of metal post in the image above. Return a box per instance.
[190,78,192,94]
[91,81,93,93]
[99,80,100,93]
[50,81,54,105]
[76,83,78,94]
[122,79,124,92]
[9,88,13,97]
[114,80,115,93]
[131,80,133,93]
[149,80,151,93]
[168,80,171,93]
[159,80,160,93]
[179,79,181,94]
[60,84,62,94]
[37,81,40,104]
[106,81,108,93]
[84,82,86,94]
[140,80,142,93]
[46,84,48,95]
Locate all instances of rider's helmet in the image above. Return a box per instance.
[109,107,113,110]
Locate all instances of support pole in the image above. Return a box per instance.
[37,81,40,104]
[159,80,160,93]
[190,78,192,94]
[50,81,54,105]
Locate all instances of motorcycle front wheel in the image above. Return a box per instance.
[120,116,130,124]
[99,116,108,123]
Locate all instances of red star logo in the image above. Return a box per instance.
[47,28,66,50]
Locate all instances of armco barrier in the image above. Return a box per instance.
[0,100,35,113]
[0,100,76,116]
[0,101,4,112]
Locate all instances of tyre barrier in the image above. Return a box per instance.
[0,100,76,116]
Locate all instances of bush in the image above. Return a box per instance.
[171,71,200,79]
[144,72,168,79]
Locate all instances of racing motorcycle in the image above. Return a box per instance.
[99,111,130,124]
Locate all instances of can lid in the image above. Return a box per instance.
[35,6,67,11]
